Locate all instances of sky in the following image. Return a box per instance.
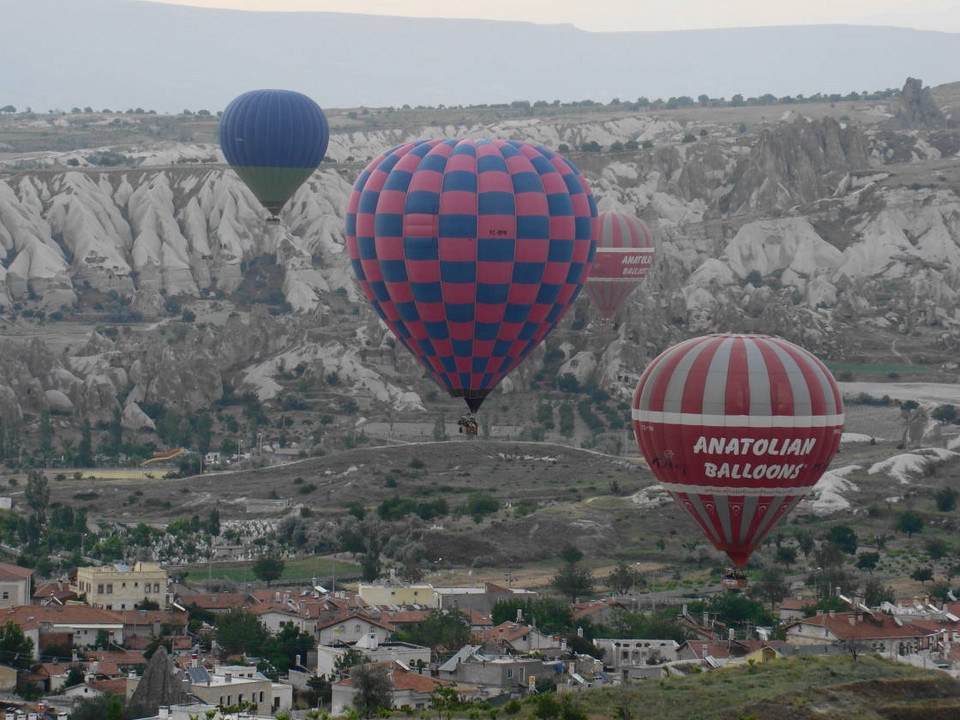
[135,0,960,33]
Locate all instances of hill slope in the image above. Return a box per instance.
[5,0,960,109]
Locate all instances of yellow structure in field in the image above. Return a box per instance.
[74,562,168,611]
[357,582,436,607]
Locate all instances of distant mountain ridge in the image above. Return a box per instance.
[5,0,960,110]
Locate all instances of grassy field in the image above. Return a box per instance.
[182,556,361,585]
[571,656,959,720]
[827,362,935,378]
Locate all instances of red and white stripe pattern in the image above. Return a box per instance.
[585,212,654,320]
[632,334,844,566]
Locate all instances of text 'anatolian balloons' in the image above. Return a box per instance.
[584,212,654,321]
[346,139,598,412]
[632,334,844,567]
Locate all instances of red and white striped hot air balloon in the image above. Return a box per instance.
[632,334,844,568]
[584,212,654,323]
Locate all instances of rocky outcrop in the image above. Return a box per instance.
[721,116,871,213]
[895,77,945,129]
[128,646,189,715]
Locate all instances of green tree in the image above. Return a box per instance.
[393,610,471,658]
[360,548,381,582]
[794,529,815,559]
[934,488,958,512]
[307,673,332,706]
[38,410,53,457]
[215,608,269,656]
[897,511,924,538]
[69,695,131,720]
[463,492,498,520]
[334,648,371,679]
[928,581,952,601]
[825,525,858,555]
[429,684,462,720]
[25,470,49,525]
[64,665,85,687]
[206,507,221,536]
[78,419,93,466]
[862,577,895,606]
[551,563,593,603]
[601,609,688,643]
[533,693,561,719]
[0,621,34,668]
[925,538,950,560]
[109,407,123,454]
[606,561,641,595]
[492,598,573,635]
[350,663,394,718]
[856,552,880,571]
[931,404,957,423]
[911,566,934,586]
[252,555,285,586]
[689,593,774,629]
[748,566,789,609]
[559,544,584,565]
[775,546,797,569]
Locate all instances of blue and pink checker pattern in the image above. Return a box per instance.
[346,139,597,411]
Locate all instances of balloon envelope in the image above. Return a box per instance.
[632,334,844,566]
[584,212,653,320]
[346,139,597,412]
[219,89,329,216]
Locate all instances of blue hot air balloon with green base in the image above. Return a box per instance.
[219,89,330,221]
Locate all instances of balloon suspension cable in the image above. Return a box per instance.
[448,389,490,414]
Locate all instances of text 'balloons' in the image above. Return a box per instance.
[632,334,844,567]
[584,212,654,321]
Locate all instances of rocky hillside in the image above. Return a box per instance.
[2,83,960,449]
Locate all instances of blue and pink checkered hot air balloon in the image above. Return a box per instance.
[346,139,598,413]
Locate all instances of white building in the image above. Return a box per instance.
[0,562,33,607]
[316,634,430,677]
[184,665,292,714]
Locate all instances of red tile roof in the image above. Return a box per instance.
[36,663,74,676]
[176,593,257,610]
[32,582,78,602]
[571,598,628,620]
[683,641,735,659]
[315,613,393,632]
[1,604,123,626]
[0,563,34,581]
[377,610,431,625]
[338,663,449,694]
[87,661,121,677]
[116,609,187,626]
[391,667,446,693]
[462,609,493,627]
[479,622,535,644]
[88,677,128,695]
[791,613,937,640]
[85,650,147,666]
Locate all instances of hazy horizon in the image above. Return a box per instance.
[5,0,960,111]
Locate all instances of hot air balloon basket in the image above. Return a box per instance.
[722,571,749,591]
[458,415,479,436]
